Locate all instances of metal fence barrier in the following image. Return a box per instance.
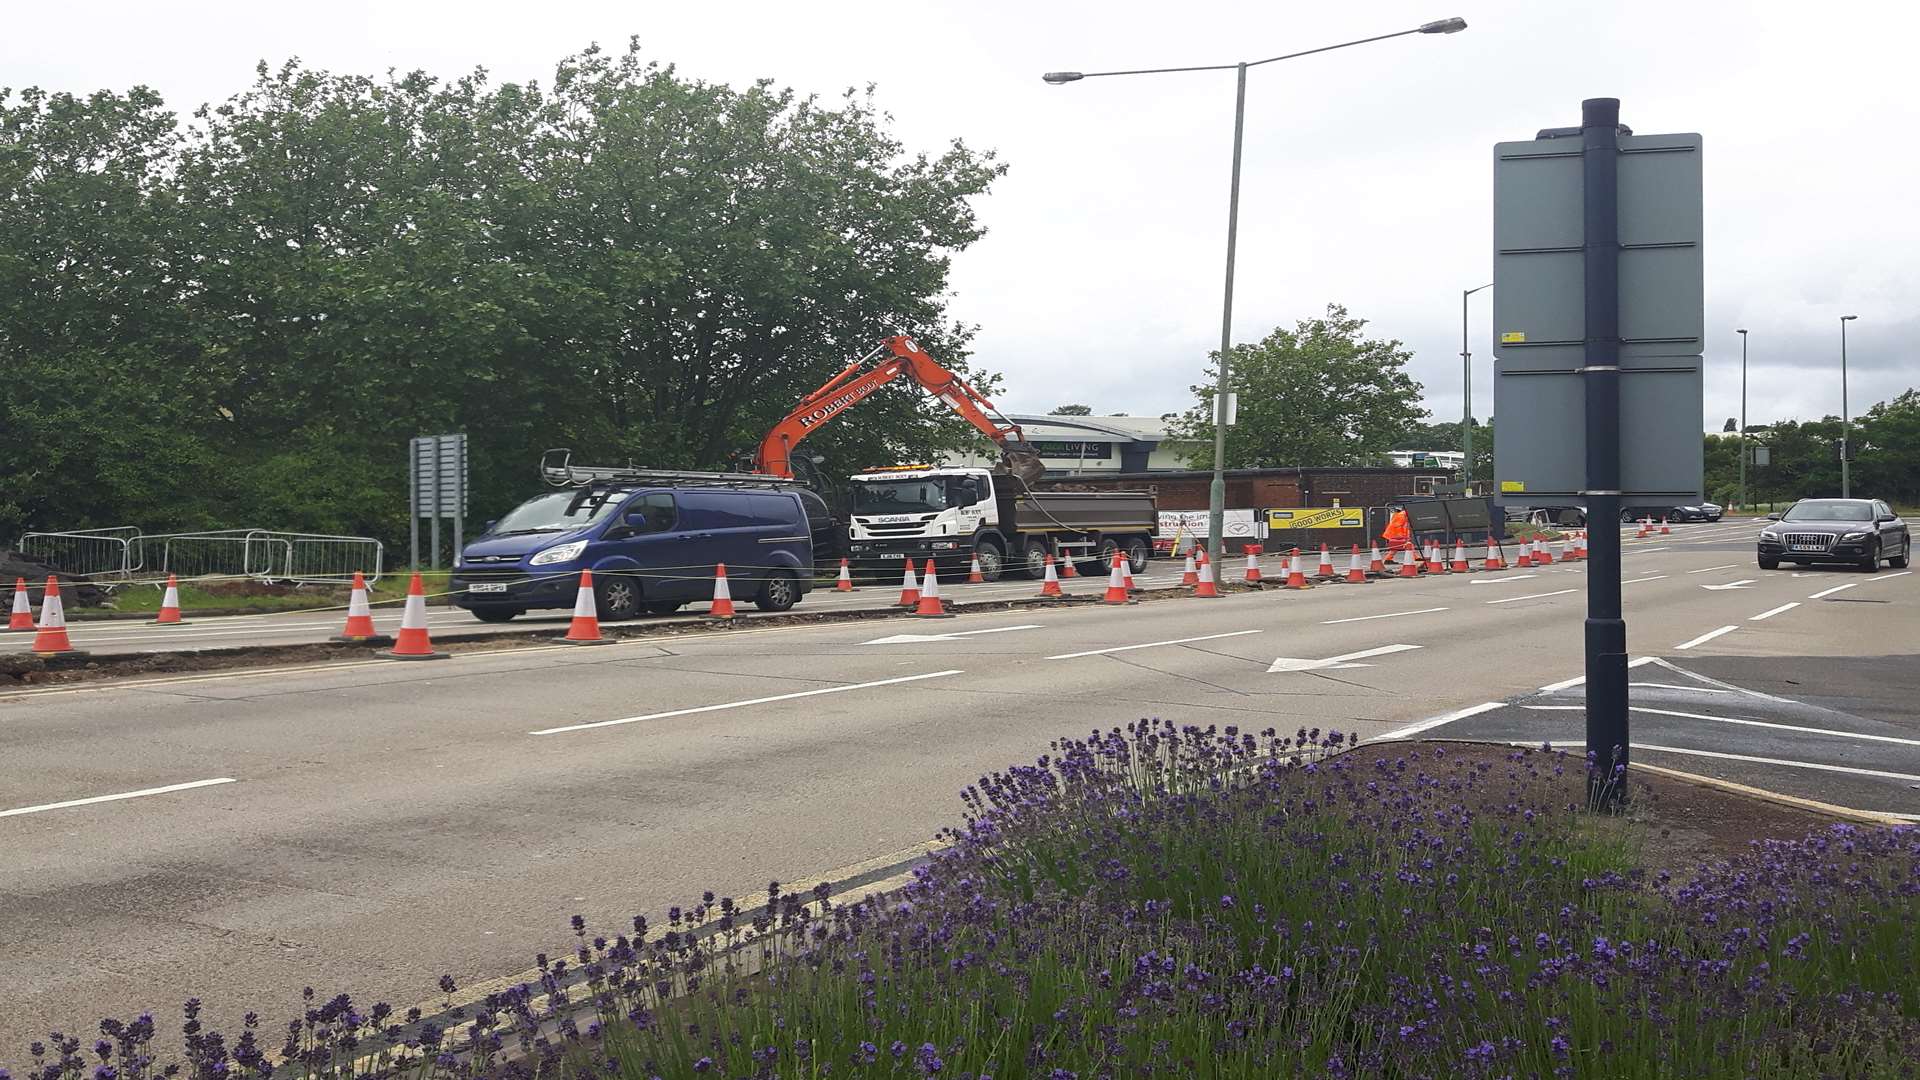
[15,528,383,587]
[15,527,141,580]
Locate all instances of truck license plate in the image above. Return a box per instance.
[468,582,509,593]
[878,552,905,560]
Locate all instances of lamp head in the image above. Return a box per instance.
[1419,17,1468,33]
[1042,72,1085,85]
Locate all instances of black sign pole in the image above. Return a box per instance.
[1581,98,1628,807]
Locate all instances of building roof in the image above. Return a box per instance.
[1012,414,1178,442]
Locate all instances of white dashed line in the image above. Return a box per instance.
[2,778,238,819]
[1485,589,1578,605]
[529,670,964,736]
[1046,629,1263,661]
[1673,625,1739,650]
[1750,602,1799,621]
[1808,582,1861,599]
[1375,701,1503,741]
[1320,607,1448,625]
[1686,564,1738,574]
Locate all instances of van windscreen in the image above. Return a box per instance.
[489,490,628,534]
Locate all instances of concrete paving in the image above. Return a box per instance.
[3,517,1913,1056]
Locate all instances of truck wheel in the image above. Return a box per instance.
[757,569,800,612]
[973,538,1006,583]
[595,575,640,620]
[1022,539,1051,579]
[1092,538,1123,575]
[1122,536,1151,571]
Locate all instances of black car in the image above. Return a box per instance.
[1757,498,1910,571]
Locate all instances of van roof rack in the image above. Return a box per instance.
[540,448,802,490]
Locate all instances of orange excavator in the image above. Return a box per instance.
[751,335,1046,486]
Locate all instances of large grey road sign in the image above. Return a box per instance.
[1492,130,1703,505]
[410,434,468,569]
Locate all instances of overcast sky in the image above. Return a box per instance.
[8,0,1916,433]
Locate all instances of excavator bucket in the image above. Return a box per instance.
[994,442,1047,486]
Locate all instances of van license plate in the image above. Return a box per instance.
[468,582,509,593]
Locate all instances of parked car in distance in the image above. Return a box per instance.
[1757,498,1909,572]
[452,483,820,620]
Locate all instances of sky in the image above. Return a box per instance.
[7,0,1916,433]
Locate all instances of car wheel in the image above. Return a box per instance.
[471,607,521,623]
[595,575,640,620]
[1891,538,1910,569]
[972,537,1006,583]
[1757,556,1780,570]
[1859,540,1880,573]
[756,570,799,612]
[641,601,684,616]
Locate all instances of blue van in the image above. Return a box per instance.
[451,482,822,622]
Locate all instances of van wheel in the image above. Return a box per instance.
[972,538,1006,582]
[471,608,521,623]
[757,570,799,612]
[595,575,640,620]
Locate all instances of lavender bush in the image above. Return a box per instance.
[13,722,1918,1079]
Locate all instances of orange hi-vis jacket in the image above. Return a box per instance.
[1382,509,1412,546]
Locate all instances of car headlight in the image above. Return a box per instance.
[1759,529,1780,540]
[530,540,588,566]
[1840,530,1870,541]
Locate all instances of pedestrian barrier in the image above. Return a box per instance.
[17,527,382,587]
[16,528,141,581]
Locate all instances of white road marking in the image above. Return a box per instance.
[1673,625,1739,650]
[1750,602,1800,621]
[1622,575,1667,585]
[1485,589,1578,605]
[1469,574,1537,585]
[1866,570,1913,582]
[1320,607,1447,625]
[860,625,1042,646]
[1700,580,1755,591]
[1375,701,1502,741]
[1045,629,1263,661]
[529,670,965,736]
[1536,656,1656,694]
[1521,705,1583,711]
[1629,682,1733,693]
[1642,656,1791,702]
[1631,706,1920,748]
[1686,564,1739,574]
[1808,582,1862,599]
[1633,744,1920,785]
[1,777,237,819]
[1267,643,1421,673]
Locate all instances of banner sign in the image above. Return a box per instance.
[1266,507,1366,530]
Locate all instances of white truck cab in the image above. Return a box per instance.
[847,465,999,563]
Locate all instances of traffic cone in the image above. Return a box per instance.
[1059,553,1079,578]
[1125,554,1142,593]
[1039,554,1065,598]
[153,574,189,625]
[1659,517,1671,535]
[1535,537,1553,565]
[1193,549,1219,598]
[7,577,34,632]
[1317,543,1335,579]
[378,573,448,660]
[563,570,611,645]
[332,571,392,644]
[1484,540,1506,572]
[1432,541,1452,574]
[1417,542,1434,574]
[1636,518,1651,539]
[705,563,739,620]
[1345,545,1368,584]
[1516,541,1534,568]
[967,554,986,584]
[1368,545,1386,575]
[1398,548,1419,578]
[897,559,921,608]
[30,577,84,657]
[1180,551,1198,586]
[914,563,955,617]
[1243,544,1264,585]
[1285,548,1310,589]
[1450,541,1470,574]
[1102,552,1132,604]
[1552,538,1567,563]
[835,559,855,592]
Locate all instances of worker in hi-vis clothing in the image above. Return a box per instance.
[1382,506,1416,559]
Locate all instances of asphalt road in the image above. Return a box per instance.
[3,518,1913,1056]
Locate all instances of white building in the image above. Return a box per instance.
[943,414,1198,476]
[1384,449,1464,471]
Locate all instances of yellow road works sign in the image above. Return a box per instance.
[1266,507,1365,530]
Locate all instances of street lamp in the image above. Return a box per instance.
[1462,282,1493,487]
[1840,315,1858,498]
[1043,16,1469,567]
[1735,329,1748,511]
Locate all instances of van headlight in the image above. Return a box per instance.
[530,540,588,566]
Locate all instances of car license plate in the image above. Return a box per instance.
[1789,544,1822,552]
[878,552,905,560]
[468,582,509,593]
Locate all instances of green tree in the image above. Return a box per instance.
[1166,304,1427,469]
[1048,404,1092,416]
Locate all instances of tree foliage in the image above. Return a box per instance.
[0,42,1005,545]
[1047,404,1092,416]
[1165,304,1427,470]
[1710,389,1920,508]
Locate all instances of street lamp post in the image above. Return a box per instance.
[1461,282,1493,487]
[1736,328,1747,510]
[1840,315,1857,498]
[1043,16,1468,567]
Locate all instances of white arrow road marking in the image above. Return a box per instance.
[860,624,1041,646]
[1268,643,1420,673]
[1701,579,1756,591]
[1469,574,1537,585]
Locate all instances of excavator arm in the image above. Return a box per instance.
[752,335,1045,484]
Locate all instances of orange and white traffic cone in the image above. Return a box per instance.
[1516,541,1534,568]
[706,563,739,620]
[1345,545,1368,584]
[563,570,611,645]
[1368,545,1386,575]
[1636,518,1651,539]
[1039,554,1065,598]
[1433,541,1452,574]
[835,559,855,592]
[897,559,921,608]
[1180,551,1198,586]
[1102,552,1132,604]
[332,571,391,644]
[1484,540,1506,571]
[1450,540,1471,574]
[1535,537,1553,565]
[1193,549,1219,598]
[967,553,986,584]
[914,564,955,617]
[153,574,189,625]
[30,577,84,657]
[1659,517,1671,534]
[1414,542,1431,574]
[1285,549,1310,590]
[1059,552,1079,578]
[1317,543,1336,579]
[1398,547,1419,578]
[7,577,34,632]
[1125,554,1142,593]
[1243,544,1264,585]
[378,572,448,660]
